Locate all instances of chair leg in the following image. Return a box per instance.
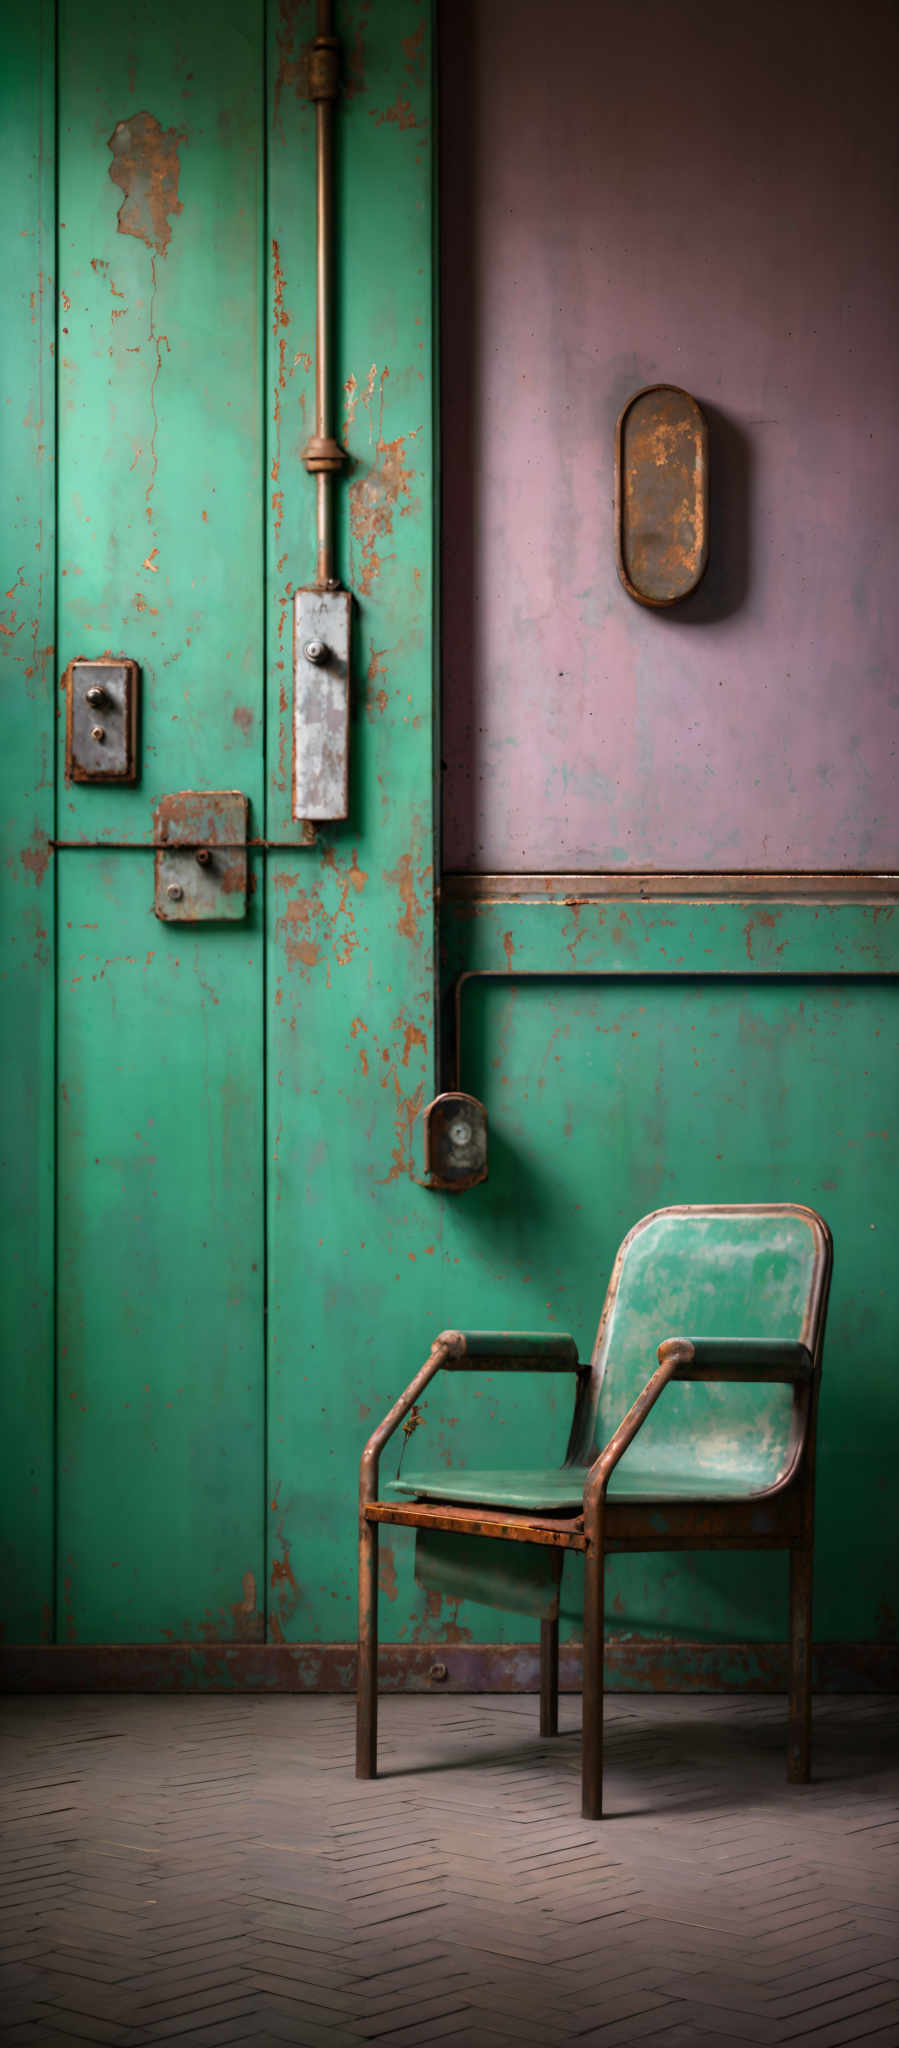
[788,1544,813,1783]
[540,1616,559,1737]
[356,1515,379,1779]
[581,1536,605,1818]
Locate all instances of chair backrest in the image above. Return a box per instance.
[568,1205,832,1493]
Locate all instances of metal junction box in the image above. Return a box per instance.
[64,656,140,783]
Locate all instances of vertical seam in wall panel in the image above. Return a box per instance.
[430,0,442,1091]
[261,0,270,1643]
[51,0,60,1647]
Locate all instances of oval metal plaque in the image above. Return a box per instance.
[615,384,709,606]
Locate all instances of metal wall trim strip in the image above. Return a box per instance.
[2,1640,896,1693]
[442,873,899,904]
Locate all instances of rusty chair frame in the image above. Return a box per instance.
[357,1204,832,1818]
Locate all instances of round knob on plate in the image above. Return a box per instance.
[90,725,106,743]
[194,848,211,866]
[304,640,327,664]
[85,685,107,707]
[166,882,183,902]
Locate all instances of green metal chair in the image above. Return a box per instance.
[357,1203,832,1817]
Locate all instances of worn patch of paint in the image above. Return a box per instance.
[271,845,369,981]
[365,641,389,719]
[410,1588,473,1645]
[20,826,51,888]
[383,838,428,945]
[273,0,308,130]
[269,1485,300,1635]
[402,18,425,79]
[108,112,185,258]
[373,92,417,130]
[379,1544,398,1602]
[343,0,370,99]
[230,1570,263,1643]
[348,368,419,595]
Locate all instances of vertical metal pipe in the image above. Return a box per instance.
[315,75,332,585]
[304,0,344,587]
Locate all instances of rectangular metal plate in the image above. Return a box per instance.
[153,790,248,921]
[65,657,139,782]
[293,587,351,820]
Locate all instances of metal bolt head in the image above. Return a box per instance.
[85,684,107,707]
[304,639,327,664]
[166,881,183,902]
[90,725,106,742]
[194,847,211,866]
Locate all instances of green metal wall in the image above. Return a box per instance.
[2,0,897,1681]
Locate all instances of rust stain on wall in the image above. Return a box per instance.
[230,1570,263,1642]
[269,1487,300,1636]
[399,1021,427,1066]
[402,18,425,79]
[410,1589,473,1645]
[365,641,389,719]
[271,238,289,551]
[20,825,51,888]
[342,0,371,99]
[383,837,428,944]
[378,1545,398,1602]
[273,0,307,132]
[348,368,418,595]
[272,846,369,982]
[108,112,185,258]
[743,909,776,961]
[373,92,417,130]
[349,1002,429,1186]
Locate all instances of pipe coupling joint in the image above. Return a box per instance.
[303,433,346,475]
[308,34,340,101]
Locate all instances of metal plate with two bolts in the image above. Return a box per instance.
[153,791,248,921]
[65,657,139,782]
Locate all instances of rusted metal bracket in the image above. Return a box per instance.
[153,791,248,922]
[64,656,140,783]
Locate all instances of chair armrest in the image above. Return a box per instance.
[360,1329,580,1504]
[583,1336,813,1519]
[659,1336,814,1382]
[443,1330,580,1371]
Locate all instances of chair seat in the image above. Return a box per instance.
[388,1463,767,1511]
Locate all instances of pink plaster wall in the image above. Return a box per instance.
[441,0,898,872]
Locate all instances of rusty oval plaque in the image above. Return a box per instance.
[615,384,709,606]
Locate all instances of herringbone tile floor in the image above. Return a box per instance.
[0,1693,896,2047]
